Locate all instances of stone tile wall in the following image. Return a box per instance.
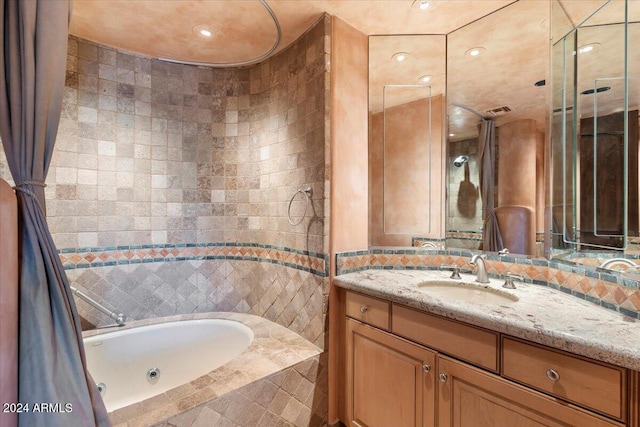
[0,16,331,347]
[69,259,328,348]
[151,354,328,427]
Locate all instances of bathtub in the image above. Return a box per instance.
[84,318,254,412]
[82,313,322,426]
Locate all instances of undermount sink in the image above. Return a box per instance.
[417,281,519,304]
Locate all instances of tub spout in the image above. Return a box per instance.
[71,286,126,326]
[598,258,638,271]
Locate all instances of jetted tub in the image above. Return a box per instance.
[83,318,254,412]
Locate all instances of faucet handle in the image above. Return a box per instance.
[440,264,461,279]
[503,272,523,289]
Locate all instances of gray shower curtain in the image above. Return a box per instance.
[0,1,109,426]
[479,119,504,252]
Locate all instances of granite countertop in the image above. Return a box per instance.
[334,269,640,371]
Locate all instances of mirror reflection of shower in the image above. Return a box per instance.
[447,105,483,250]
[453,155,469,167]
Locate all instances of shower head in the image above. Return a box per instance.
[453,155,469,167]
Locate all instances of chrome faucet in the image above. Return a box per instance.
[470,254,490,283]
[70,286,126,326]
[420,241,439,249]
[598,258,638,271]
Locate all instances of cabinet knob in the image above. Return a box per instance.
[546,369,560,381]
[439,373,448,383]
[360,306,368,313]
[422,364,431,373]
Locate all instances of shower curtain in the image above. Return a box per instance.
[479,118,504,252]
[0,1,109,426]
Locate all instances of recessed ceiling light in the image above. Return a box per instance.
[412,0,430,10]
[193,24,213,38]
[449,133,455,137]
[392,52,410,62]
[578,43,600,54]
[418,75,432,83]
[465,47,485,57]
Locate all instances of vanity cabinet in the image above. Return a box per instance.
[437,355,621,427]
[341,289,632,427]
[345,318,436,427]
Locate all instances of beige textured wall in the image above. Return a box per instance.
[327,16,368,423]
[498,119,538,208]
[369,96,445,246]
[329,17,369,261]
[497,119,540,254]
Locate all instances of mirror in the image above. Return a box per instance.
[369,35,446,247]
[446,0,549,256]
[550,0,640,275]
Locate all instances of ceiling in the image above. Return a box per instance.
[70,0,513,64]
[71,0,637,142]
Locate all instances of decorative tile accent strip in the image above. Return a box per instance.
[335,249,371,275]
[59,242,329,277]
[445,230,482,241]
[335,249,640,319]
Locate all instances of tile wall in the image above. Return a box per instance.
[0,16,331,347]
[152,354,328,427]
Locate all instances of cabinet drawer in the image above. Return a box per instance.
[502,337,627,420]
[345,291,390,330]
[391,304,498,372]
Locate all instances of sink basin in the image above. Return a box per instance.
[417,281,519,304]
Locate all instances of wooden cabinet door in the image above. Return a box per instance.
[345,318,436,427]
[437,355,623,427]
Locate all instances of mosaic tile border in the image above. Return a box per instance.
[445,230,482,241]
[59,242,329,277]
[335,248,640,319]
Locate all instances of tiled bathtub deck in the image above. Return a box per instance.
[83,312,324,427]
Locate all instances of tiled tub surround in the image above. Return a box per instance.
[333,269,640,371]
[68,256,329,349]
[81,312,326,427]
[335,249,640,319]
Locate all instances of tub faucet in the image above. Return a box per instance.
[70,286,126,326]
[420,241,439,249]
[470,254,490,283]
[598,258,638,271]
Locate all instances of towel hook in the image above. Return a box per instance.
[288,186,312,226]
